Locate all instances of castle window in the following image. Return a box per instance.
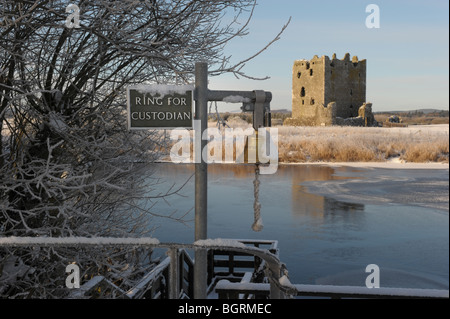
[297,72,302,79]
[300,87,305,97]
[310,99,315,105]
[302,100,305,105]
[350,104,353,109]
[306,62,310,70]
[350,89,353,96]
[310,69,313,76]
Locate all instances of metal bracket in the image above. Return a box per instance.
[253,90,266,130]
[238,91,272,129]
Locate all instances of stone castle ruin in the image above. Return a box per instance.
[285,53,376,127]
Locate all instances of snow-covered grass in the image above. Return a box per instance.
[163,122,449,165]
[277,125,449,164]
[204,121,449,164]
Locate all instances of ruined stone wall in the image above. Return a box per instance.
[292,55,327,125]
[324,53,366,119]
[290,53,367,126]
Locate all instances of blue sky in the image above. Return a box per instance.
[208,0,449,112]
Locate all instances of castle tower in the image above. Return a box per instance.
[291,53,367,126]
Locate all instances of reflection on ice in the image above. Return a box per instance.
[147,163,449,289]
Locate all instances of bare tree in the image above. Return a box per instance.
[0,0,289,297]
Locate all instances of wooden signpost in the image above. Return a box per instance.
[126,64,273,299]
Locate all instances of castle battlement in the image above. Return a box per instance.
[289,53,368,126]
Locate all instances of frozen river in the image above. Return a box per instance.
[146,163,449,290]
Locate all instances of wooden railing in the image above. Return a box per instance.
[0,237,283,299]
[1,237,447,299]
[207,240,278,286]
[215,281,449,299]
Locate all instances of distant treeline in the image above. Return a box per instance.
[375,110,449,117]
[210,110,449,126]
[374,110,449,125]
[209,111,293,124]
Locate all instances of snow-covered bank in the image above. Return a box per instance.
[281,161,449,170]
[277,124,449,164]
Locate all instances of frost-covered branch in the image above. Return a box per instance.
[0,0,288,298]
